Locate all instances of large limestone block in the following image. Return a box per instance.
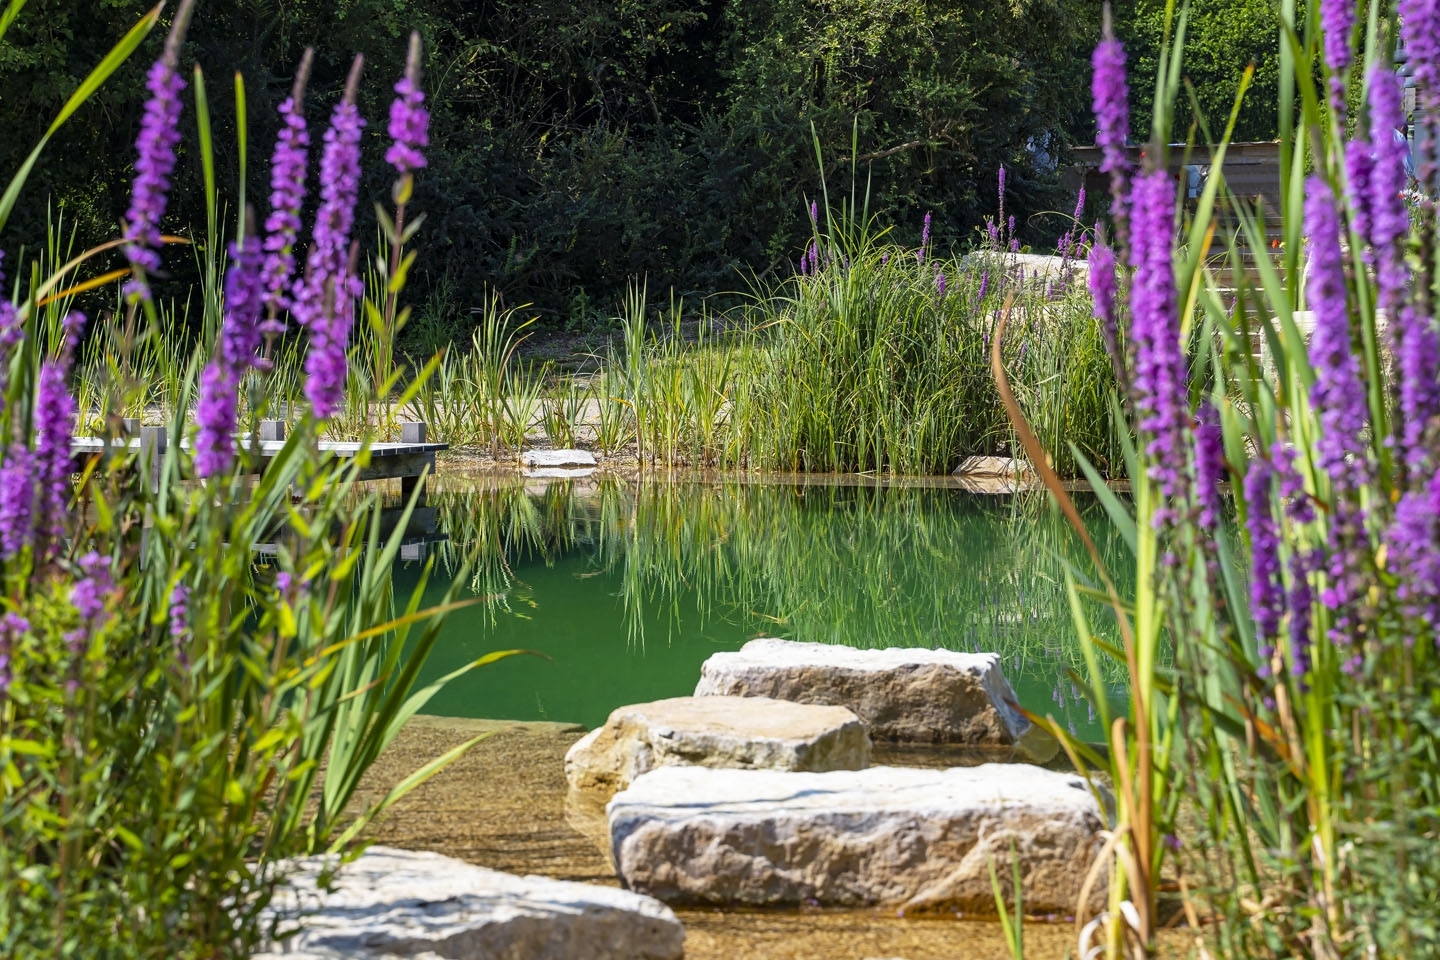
[694,638,1039,747]
[565,695,870,799]
[609,764,1105,915]
[253,846,684,960]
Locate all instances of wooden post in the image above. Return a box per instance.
[400,421,428,505]
[259,419,286,442]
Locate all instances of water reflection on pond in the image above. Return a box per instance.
[394,473,1130,741]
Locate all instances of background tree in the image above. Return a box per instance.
[0,0,1108,333]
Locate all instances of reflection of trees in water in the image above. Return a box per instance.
[423,475,1131,683]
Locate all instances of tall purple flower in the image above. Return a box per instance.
[169,582,191,665]
[1092,5,1131,197]
[1399,311,1440,473]
[1128,170,1189,526]
[997,166,1007,230]
[65,552,115,686]
[809,199,818,227]
[1059,188,1087,257]
[122,0,194,299]
[1288,552,1315,677]
[1305,177,1371,492]
[1345,140,1374,256]
[261,51,313,317]
[1245,458,1283,675]
[195,232,266,478]
[1273,442,1316,525]
[918,211,932,264]
[1320,0,1354,111]
[936,270,948,297]
[1389,469,1440,640]
[33,314,82,560]
[294,56,366,419]
[385,34,429,175]
[1089,240,1128,392]
[193,365,237,480]
[0,448,32,560]
[1194,401,1225,530]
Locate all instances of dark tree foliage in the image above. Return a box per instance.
[1117,0,1283,145]
[0,0,1104,330]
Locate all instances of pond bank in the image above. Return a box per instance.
[357,715,1187,960]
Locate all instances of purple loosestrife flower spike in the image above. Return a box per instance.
[261,50,313,318]
[1273,443,1315,525]
[1287,551,1315,677]
[1092,5,1131,198]
[1399,311,1440,472]
[0,447,32,560]
[196,227,266,478]
[1128,171,1189,527]
[169,583,191,665]
[1319,0,1354,111]
[122,0,195,300]
[193,365,237,480]
[33,314,82,560]
[1194,401,1225,530]
[918,211,932,264]
[385,34,429,175]
[295,55,366,419]
[997,166,1006,229]
[65,552,115,683]
[1305,176,1372,493]
[936,271,947,297]
[1088,240,1128,392]
[1345,140,1374,257]
[1390,470,1440,639]
[1244,458,1283,675]
[809,199,818,227]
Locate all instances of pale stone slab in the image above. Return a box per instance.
[253,846,683,960]
[608,764,1105,915]
[521,448,598,468]
[694,638,1041,748]
[951,455,1033,479]
[565,695,870,800]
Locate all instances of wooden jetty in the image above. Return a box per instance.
[70,419,449,503]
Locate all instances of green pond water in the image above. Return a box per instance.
[395,474,1130,741]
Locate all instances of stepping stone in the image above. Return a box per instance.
[951,455,1033,479]
[253,846,684,960]
[522,448,597,468]
[565,695,870,800]
[694,639,1049,754]
[608,764,1105,915]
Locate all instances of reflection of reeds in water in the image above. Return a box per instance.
[424,475,1130,684]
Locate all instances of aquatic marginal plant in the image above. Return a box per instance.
[0,7,476,957]
[1044,1,1440,955]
